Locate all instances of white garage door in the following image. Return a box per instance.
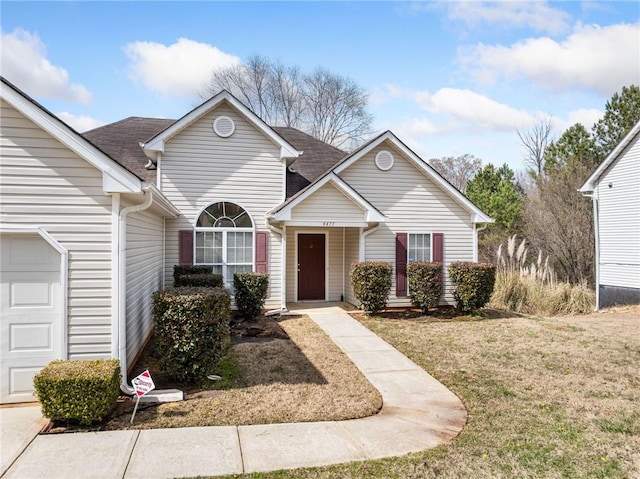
[0,234,63,404]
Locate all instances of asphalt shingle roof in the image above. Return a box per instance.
[83,117,175,183]
[271,126,347,198]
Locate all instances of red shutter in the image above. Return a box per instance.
[432,233,444,263]
[179,230,194,265]
[395,233,408,297]
[255,231,268,273]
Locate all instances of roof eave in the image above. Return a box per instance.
[580,120,640,193]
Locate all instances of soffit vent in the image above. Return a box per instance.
[375,150,394,171]
[213,116,235,138]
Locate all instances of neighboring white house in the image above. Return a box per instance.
[580,120,640,309]
[0,77,491,403]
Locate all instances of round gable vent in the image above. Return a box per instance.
[375,150,394,171]
[213,116,235,137]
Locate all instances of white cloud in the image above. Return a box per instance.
[415,88,534,131]
[0,29,92,104]
[57,112,105,132]
[124,38,241,98]
[446,1,571,34]
[549,107,602,132]
[459,22,640,95]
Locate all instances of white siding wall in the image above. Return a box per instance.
[597,134,640,289]
[339,143,475,305]
[285,227,346,302]
[290,183,366,225]
[124,204,164,365]
[161,103,284,308]
[0,100,113,359]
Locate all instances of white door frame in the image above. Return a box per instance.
[294,230,329,302]
[0,225,68,361]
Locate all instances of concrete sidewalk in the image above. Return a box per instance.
[1,305,467,479]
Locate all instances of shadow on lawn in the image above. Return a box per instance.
[352,306,521,323]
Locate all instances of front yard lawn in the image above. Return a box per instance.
[220,305,639,479]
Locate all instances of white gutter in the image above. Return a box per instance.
[268,223,288,311]
[359,225,379,261]
[117,190,154,394]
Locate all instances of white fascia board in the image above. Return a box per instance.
[142,90,300,160]
[1,81,142,194]
[335,131,493,224]
[269,173,385,223]
[580,120,640,193]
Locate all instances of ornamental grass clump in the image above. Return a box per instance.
[350,262,392,313]
[490,235,594,315]
[407,261,443,314]
[33,359,121,426]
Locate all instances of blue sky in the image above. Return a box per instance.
[2,1,639,171]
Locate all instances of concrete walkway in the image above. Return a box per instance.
[1,305,467,479]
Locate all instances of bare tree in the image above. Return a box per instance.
[205,56,373,149]
[428,154,482,192]
[517,115,553,177]
[302,68,373,149]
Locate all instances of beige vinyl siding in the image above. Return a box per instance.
[289,183,366,225]
[161,103,284,306]
[124,204,164,365]
[285,227,345,302]
[0,100,113,359]
[339,142,475,305]
[344,228,360,305]
[596,133,640,289]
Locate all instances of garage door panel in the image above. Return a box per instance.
[1,234,63,404]
[10,323,53,353]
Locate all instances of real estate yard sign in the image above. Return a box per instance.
[130,370,155,423]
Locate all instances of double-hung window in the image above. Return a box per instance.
[408,233,431,262]
[194,202,253,291]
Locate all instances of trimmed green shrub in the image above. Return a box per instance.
[448,262,496,312]
[407,261,443,314]
[234,272,269,321]
[33,359,121,426]
[173,265,223,288]
[350,262,392,313]
[153,287,231,383]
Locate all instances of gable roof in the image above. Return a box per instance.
[580,120,640,192]
[0,76,143,193]
[142,90,300,161]
[273,126,347,198]
[84,117,175,183]
[268,172,386,223]
[333,131,493,223]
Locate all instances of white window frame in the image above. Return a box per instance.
[193,202,255,290]
[408,232,433,263]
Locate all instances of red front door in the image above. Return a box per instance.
[298,234,326,300]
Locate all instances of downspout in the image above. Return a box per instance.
[268,222,288,312]
[359,225,379,261]
[583,190,600,310]
[118,190,154,394]
[474,223,488,263]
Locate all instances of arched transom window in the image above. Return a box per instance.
[195,202,254,290]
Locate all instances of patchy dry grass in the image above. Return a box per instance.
[220,305,639,479]
[106,315,381,429]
